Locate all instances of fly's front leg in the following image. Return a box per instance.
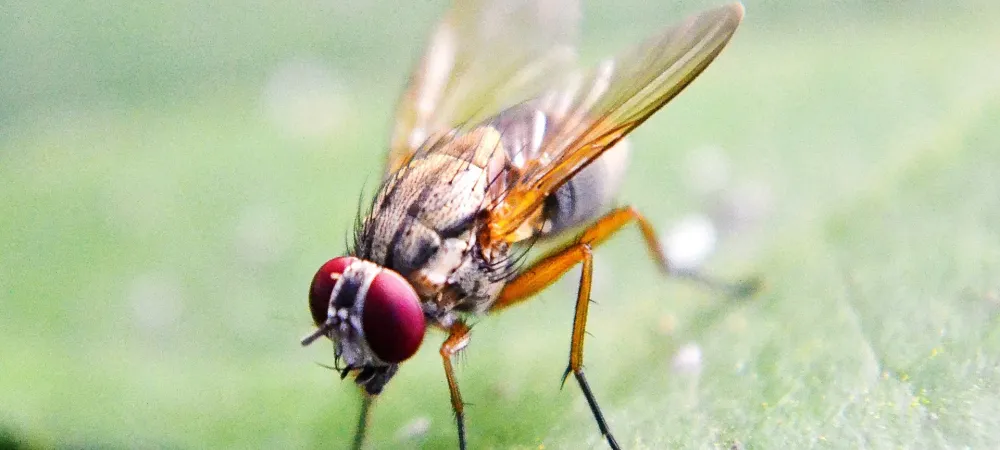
[440,321,472,450]
[351,392,374,450]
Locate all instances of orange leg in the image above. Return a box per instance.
[493,206,654,449]
[440,320,472,450]
[492,206,666,311]
[494,206,758,313]
[489,205,757,449]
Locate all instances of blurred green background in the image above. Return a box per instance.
[3,0,1000,448]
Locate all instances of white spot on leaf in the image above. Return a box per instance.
[663,213,717,272]
[396,416,431,441]
[671,342,703,375]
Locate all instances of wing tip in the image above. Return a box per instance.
[728,2,746,23]
[719,2,747,23]
[699,3,745,31]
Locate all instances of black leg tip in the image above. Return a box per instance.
[606,433,621,450]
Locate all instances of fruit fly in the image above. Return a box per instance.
[301,1,750,448]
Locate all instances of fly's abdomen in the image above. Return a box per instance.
[542,138,630,236]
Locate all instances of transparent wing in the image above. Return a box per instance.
[385,0,580,175]
[487,3,745,241]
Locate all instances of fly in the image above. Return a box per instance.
[300,1,755,448]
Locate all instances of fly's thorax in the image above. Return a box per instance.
[410,230,513,317]
[358,128,507,271]
[355,125,510,289]
[443,239,511,314]
[409,234,470,299]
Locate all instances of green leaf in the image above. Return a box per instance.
[1,1,998,449]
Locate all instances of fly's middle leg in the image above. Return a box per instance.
[490,206,665,449]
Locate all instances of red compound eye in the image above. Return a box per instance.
[308,256,357,326]
[361,269,426,363]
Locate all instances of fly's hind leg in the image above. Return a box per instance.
[498,206,757,310]
[491,206,656,449]
[493,205,755,313]
[489,206,756,449]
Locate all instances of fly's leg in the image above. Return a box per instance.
[492,207,650,449]
[441,321,472,450]
[489,205,754,449]
[351,392,375,450]
[493,205,757,312]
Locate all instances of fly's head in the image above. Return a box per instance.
[301,257,426,395]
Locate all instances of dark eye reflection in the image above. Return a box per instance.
[333,278,361,309]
